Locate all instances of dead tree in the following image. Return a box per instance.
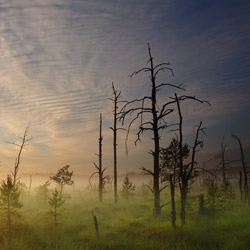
[92,113,106,203]
[28,174,32,196]
[120,44,185,217]
[7,125,31,185]
[212,137,232,193]
[109,82,124,204]
[174,93,208,225]
[232,134,248,201]
[239,171,243,201]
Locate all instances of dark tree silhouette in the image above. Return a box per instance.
[7,125,31,185]
[109,82,124,204]
[173,93,208,225]
[28,174,32,196]
[120,44,184,217]
[91,113,106,203]
[231,134,248,202]
[210,137,233,195]
[50,165,73,198]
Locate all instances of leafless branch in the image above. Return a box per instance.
[160,185,168,192]
[144,184,153,193]
[140,167,153,176]
[89,171,99,190]
[160,201,171,209]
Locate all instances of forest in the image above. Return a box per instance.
[0,45,249,250]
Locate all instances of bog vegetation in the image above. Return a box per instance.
[0,45,249,249]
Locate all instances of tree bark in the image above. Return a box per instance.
[149,46,161,217]
[170,175,176,229]
[239,171,243,201]
[99,113,103,203]
[232,135,248,202]
[180,180,187,225]
[109,83,121,204]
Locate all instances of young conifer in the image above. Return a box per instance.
[121,174,135,200]
[0,175,23,234]
[48,188,65,226]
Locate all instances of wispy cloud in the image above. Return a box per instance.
[0,0,249,175]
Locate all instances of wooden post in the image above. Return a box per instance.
[93,215,99,238]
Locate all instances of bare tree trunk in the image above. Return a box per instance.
[7,125,31,186]
[170,175,176,229]
[175,93,206,225]
[28,174,32,196]
[92,114,106,203]
[239,171,243,201]
[180,180,187,225]
[232,135,248,202]
[99,114,103,203]
[175,93,186,225]
[220,138,227,187]
[149,46,161,217]
[113,119,118,204]
[202,164,205,186]
[109,83,122,204]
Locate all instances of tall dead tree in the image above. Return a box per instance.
[174,93,208,225]
[120,44,184,217]
[109,82,124,204]
[28,174,32,196]
[212,138,231,190]
[239,171,243,201]
[231,134,248,201]
[220,138,227,185]
[92,114,106,203]
[7,125,31,186]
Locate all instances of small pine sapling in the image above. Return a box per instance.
[206,180,225,216]
[120,174,136,200]
[220,180,236,203]
[48,188,65,226]
[0,175,23,235]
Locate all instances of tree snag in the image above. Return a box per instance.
[231,134,248,202]
[7,125,31,186]
[120,44,184,217]
[109,82,125,204]
[92,113,106,203]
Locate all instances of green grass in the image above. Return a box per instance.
[0,189,249,250]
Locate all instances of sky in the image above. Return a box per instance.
[0,0,249,177]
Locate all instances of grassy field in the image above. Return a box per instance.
[0,186,249,250]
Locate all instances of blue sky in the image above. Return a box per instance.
[0,0,249,176]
